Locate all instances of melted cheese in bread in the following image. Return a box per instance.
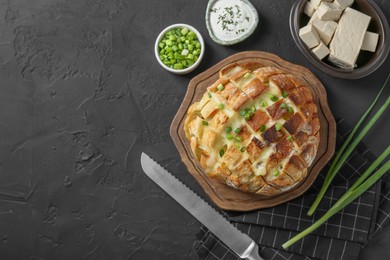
[184,62,320,196]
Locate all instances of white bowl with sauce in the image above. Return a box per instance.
[205,0,259,45]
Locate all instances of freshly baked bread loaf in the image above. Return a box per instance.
[184,62,320,196]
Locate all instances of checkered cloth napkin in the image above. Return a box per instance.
[193,119,390,260]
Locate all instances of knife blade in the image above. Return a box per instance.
[140,152,263,260]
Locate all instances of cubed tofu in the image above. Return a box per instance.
[316,2,343,21]
[299,24,321,48]
[308,14,320,24]
[304,1,316,17]
[312,20,338,45]
[334,0,354,10]
[310,0,332,9]
[361,31,379,52]
[328,8,371,69]
[312,41,330,60]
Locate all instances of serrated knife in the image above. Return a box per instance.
[140,152,263,260]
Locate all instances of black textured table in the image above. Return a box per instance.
[0,0,389,259]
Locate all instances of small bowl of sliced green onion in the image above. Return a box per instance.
[155,24,204,75]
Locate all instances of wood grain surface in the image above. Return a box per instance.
[170,51,336,211]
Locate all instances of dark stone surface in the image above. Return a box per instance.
[0,0,388,259]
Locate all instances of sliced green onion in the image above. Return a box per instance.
[287,106,294,113]
[235,136,242,142]
[217,84,224,91]
[240,110,246,116]
[261,101,268,107]
[202,120,208,126]
[287,135,293,141]
[181,28,188,35]
[240,147,246,152]
[218,103,224,110]
[173,63,183,70]
[207,92,212,98]
[251,105,256,112]
[244,72,250,79]
[219,149,225,157]
[281,103,287,109]
[181,49,189,56]
[225,126,232,133]
[282,91,288,98]
[269,94,279,102]
[244,113,251,121]
[234,127,241,134]
[226,134,233,140]
[307,74,390,216]
[273,170,280,176]
[158,27,201,70]
[260,125,266,132]
[275,123,283,131]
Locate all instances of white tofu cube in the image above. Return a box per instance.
[329,8,371,68]
[334,0,354,10]
[313,20,338,45]
[361,31,379,52]
[299,24,321,48]
[308,2,343,23]
[304,1,316,17]
[310,0,332,9]
[316,3,343,21]
[316,2,343,21]
[308,14,320,24]
[312,41,330,60]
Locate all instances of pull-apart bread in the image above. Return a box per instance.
[184,62,320,196]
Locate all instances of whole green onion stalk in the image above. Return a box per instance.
[307,73,390,216]
[283,146,390,249]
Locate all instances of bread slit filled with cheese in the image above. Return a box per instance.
[184,62,320,196]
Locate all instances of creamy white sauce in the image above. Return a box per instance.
[209,0,255,41]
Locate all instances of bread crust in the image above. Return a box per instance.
[184,62,320,196]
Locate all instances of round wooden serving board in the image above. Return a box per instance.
[170,51,336,211]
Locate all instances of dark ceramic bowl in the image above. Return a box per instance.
[290,0,390,79]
